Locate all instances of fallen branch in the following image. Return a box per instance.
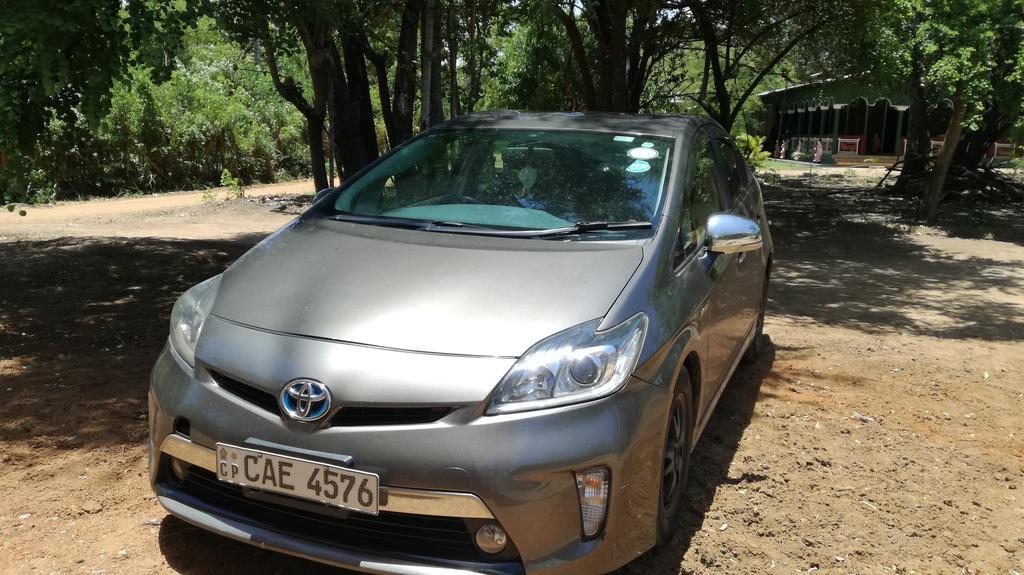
[875,158,905,189]
[957,167,1024,201]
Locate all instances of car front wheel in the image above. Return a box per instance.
[656,371,693,546]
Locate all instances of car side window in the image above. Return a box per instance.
[714,139,754,204]
[677,137,725,264]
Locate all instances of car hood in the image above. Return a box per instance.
[210,218,644,358]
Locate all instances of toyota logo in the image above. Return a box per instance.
[280,379,332,422]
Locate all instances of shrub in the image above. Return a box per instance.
[220,168,244,199]
[734,134,771,168]
[1,21,309,203]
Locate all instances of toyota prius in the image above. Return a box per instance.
[148,112,772,574]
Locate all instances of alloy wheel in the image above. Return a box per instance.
[661,395,688,512]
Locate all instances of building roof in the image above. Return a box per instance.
[758,76,910,107]
[756,74,839,97]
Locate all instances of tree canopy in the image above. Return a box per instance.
[2,0,1022,219]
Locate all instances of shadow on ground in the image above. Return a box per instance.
[763,186,1024,341]
[922,197,1024,246]
[0,234,265,452]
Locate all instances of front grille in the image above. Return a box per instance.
[172,467,516,566]
[330,406,453,427]
[209,371,454,427]
[211,372,279,413]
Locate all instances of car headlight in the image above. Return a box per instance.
[168,275,221,367]
[487,313,648,414]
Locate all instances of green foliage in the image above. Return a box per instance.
[0,0,198,158]
[220,168,245,199]
[3,21,309,203]
[734,134,771,168]
[481,5,584,111]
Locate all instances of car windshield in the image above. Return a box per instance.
[323,129,674,233]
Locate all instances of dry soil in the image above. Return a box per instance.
[1,177,1022,574]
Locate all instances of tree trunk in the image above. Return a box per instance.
[901,41,931,179]
[430,6,444,124]
[551,3,597,110]
[263,34,328,192]
[420,0,444,129]
[363,37,396,148]
[341,35,380,170]
[922,91,966,223]
[447,1,462,118]
[465,0,482,112]
[693,7,732,129]
[393,0,422,145]
[602,1,630,111]
[306,118,329,192]
[329,39,379,180]
[953,102,1003,170]
[698,50,710,102]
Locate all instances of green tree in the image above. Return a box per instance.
[9,22,310,201]
[217,0,381,190]
[679,0,887,131]
[0,0,197,202]
[548,0,689,112]
[481,4,587,111]
[906,0,1024,221]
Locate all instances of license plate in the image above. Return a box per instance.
[215,443,379,515]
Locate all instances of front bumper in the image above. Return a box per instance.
[149,338,670,574]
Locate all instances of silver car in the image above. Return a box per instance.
[149,112,773,574]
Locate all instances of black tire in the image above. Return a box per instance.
[741,270,770,365]
[655,371,694,547]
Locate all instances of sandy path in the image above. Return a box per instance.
[2,180,314,223]
[0,180,313,241]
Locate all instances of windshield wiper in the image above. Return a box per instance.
[327,213,491,230]
[326,213,652,239]
[528,220,653,238]
[326,213,541,237]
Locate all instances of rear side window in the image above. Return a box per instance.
[714,139,754,202]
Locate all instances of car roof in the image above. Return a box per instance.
[439,111,710,138]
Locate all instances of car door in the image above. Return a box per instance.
[674,132,736,409]
[712,137,763,359]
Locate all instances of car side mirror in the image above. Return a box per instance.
[707,213,762,254]
[313,187,334,204]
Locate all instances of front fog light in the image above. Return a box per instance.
[575,468,609,538]
[475,524,507,554]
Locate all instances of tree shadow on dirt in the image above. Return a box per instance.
[919,198,1024,246]
[0,235,265,453]
[763,187,1024,341]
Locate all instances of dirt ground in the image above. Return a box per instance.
[1,176,1022,575]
